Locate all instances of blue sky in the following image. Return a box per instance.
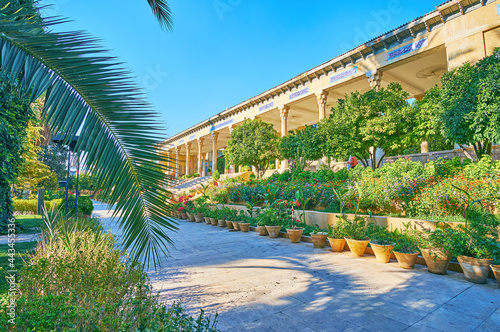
[40,0,440,139]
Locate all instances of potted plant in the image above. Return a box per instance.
[311,228,328,248]
[256,208,282,238]
[256,218,268,236]
[193,205,205,223]
[418,228,454,275]
[392,222,420,269]
[452,223,499,284]
[491,256,500,288]
[343,215,377,257]
[327,221,347,252]
[448,185,500,283]
[206,168,212,176]
[286,224,304,243]
[210,209,220,226]
[225,209,237,230]
[370,226,395,264]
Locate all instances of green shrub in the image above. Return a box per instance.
[58,195,94,216]
[0,227,219,331]
[242,166,251,172]
[13,199,62,214]
[212,170,220,181]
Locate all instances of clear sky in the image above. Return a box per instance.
[40,0,440,139]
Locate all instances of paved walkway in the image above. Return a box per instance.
[94,203,500,332]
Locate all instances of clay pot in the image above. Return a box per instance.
[232,221,240,231]
[204,217,211,224]
[265,225,282,238]
[210,218,218,226]
[370,241,395,264]
[180,212,188,220]
[490,265,500,288]
[457,256,493,284]
[345,238,370,257]
[194,213,204,223]
[257,225,268,236]
[311,233,328,248]
[239,223,251,232]
[420,248,452,275]
[328,238,346,252]
[187,213,196,222]
[394,251,419,269]
[287,228,304,243]
[218,219,227,227]
[226,221,234,229]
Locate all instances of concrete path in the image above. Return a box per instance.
[0,233,40,244]
[94,203,500,332]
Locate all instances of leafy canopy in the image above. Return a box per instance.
[439,48,500,159]
[224,118,281,174]
[280,125,323,169]
[318,82,415,169]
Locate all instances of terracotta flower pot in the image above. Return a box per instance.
[311,233,328,248]
[490,265,500,288]
[370,242,395,264]
[420,248,452,275]
[180,212,188,220]
[457,256,493,284]
[345,238,370,257]
[204,217,211,224]
[394,251,419,269]
[239,222,251,232]
[287,228,304,243]
[210,218,218,226]
[328,238,346,252]
[226,221,234,229]
[265,225,282,238]
[218,219,227,227]
[232,221,240,231]
[257,225,268,236]
[194,213,204,223]
[187,213,196,222]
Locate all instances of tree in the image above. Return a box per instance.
[15,119,59,192]
[440,48,500,159]
[279,125,323,170]
[411,86,452,152]
[0,80,33,228]
[42,143,68,181]
[318,82,415,169]
[0,1,175,266]
[224,118,281,176]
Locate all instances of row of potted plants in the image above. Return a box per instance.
[174,197,500,287]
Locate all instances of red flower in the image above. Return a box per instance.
[178,207,184,212]
[57,188,61,191]
[294,200,300,206]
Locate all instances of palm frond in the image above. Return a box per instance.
[0,1,176,268]
[146,0,173,31]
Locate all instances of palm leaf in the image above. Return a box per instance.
[0,1,176,268]
[147,0,173,31]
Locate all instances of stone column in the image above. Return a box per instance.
[212,131,219,173]
[316,90,329,165]
[185,142,192,176]
[197,138,204,175]
[316,90,329,122]
[421,141,429,154]
[175,146,181,178]
[368,70,383,91]
[280,105,290,170]
[228,125,236,174]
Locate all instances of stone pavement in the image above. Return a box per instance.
[94,203,500,332]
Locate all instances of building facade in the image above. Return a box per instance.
[163,0,500,177]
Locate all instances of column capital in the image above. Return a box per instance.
[212,131,219,141]
[197,137,204,145]
[279,105,290,119]
[175,146,181,153]
[368,70,383,91]
[316,90,329,103]
[229,124,237,134]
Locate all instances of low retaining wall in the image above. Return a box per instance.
[220,204,462,232]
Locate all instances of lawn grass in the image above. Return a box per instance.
[14,215,43,234]
[0,241,37,299]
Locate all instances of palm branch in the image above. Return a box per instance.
[0,1,176,268]
[147,0,174,30]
